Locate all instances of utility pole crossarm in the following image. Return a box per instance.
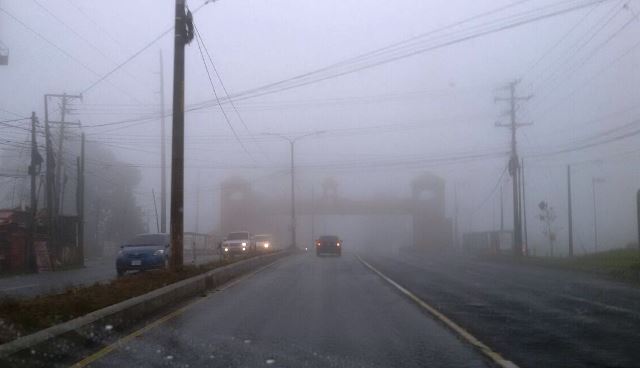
[495,122,533,128]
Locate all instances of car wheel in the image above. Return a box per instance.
[164,257,169,269]
[117,269,125,277]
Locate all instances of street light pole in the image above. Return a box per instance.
[290,140,296,249]
[263,131,325,249]
[592,177,604,253]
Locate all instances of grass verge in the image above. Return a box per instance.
[502,248,640,285]
[0,254,256,344]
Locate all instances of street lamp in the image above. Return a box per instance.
[263,131,326,249]
[592,177,605,253]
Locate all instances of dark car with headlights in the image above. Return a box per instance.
[315,235,342,256]
[254,234,273,252]
[116,233,170,276]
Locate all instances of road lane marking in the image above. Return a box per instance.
[357,255,519,368]
[71,257,287,368]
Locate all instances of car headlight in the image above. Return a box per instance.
[153,249,165,256]
[242,247,246,251]
[264,243,269,248]
[241,242,247,246]
[224,247,229,252]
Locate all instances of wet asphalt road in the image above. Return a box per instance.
[86,253,490,368]
[366,250,640,368]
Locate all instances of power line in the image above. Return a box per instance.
[472,164,508,215]
[566,6,637,73]
[193,24,252,137]
[65,0,132,54]
[187,0,610,111]
[533,33,640,119]
[520,0,601,78]
[0,4,144,103]
[32,0,114,62]
[0,6,101,77]
[80,1,211,95]
[530,0,627,98]
[32,0,148,104]
[0,117,29,124]
[526,117,640,157]
[193,21,257,164]
[193,23,270,161]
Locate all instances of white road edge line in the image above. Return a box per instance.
[357,255,520,368]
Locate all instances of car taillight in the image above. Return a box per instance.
[336,242,341,247]
[316,241,321,246]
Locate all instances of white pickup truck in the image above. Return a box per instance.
[220,231,254,256]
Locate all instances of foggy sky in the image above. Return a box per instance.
[1,0,639,254]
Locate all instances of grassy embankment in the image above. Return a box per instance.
[521,248,640,285]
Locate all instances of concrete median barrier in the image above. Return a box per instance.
[0,250,293,365]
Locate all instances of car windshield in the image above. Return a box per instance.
[319,236,339,242]
[227,232,249,240]
[124,234,167,246]
[254,236,270,242]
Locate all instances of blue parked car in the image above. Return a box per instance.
[116,233,170,276]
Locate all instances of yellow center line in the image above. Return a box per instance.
[356,255,520,368]
[71,258,285,368]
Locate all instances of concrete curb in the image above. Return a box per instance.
[0,250,292,363]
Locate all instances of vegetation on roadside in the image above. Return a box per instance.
[0,255,254,344]
[515,248,640,285]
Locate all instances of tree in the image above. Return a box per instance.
[82,142,145,256]
[0,137,146,257]
[538,200,558,257]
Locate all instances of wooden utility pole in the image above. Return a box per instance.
[194,172,201,264]
[44,96,53,247]
[636,189,640,254]
[43,93,81,218]
[290,140,296,248]
[311,185,315,245]
[169,0,193,271]
[76,133,85,265]
[152,189,160,233]
[567,165,574,257]
[495,80,532,256]
[28,111,40,272]
[54,94,82,215]
[521,158,528,255]
[500,184,504,231]
[55,94,67,216]
[454,183,459,249]
[159,50,167,234]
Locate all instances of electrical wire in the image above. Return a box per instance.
[193,23,270,161]
[81,0,211,95]
[471,164,508,215]
[0,6,102,77]
[32,0,148,104]
[186,0,609,112]
[193,22,257,164]
[520,0,601,79]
